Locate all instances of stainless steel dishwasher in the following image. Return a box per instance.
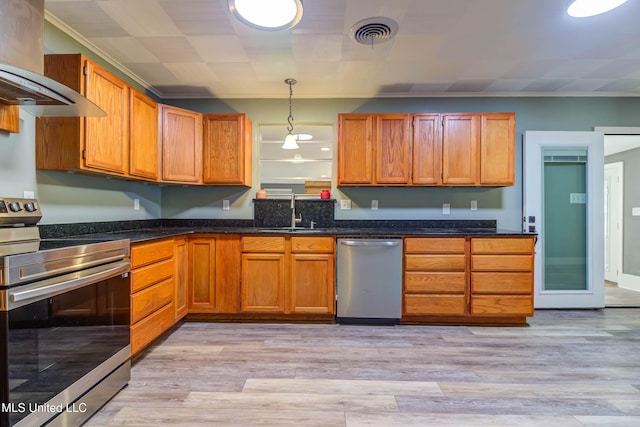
[336,238,403,324]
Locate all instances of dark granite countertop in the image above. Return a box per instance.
[42,225,533,244]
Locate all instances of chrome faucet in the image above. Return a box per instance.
[291,193,302,228]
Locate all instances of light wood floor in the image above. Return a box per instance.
[86,309,640,426]
[606,283,640,307]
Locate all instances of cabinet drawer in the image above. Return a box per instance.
[405,237,465,254]
[131,301,174,355]
[131,277,174,324]
[131,239,174,268]
[241,236,286,252]
[472,272,533,294]
[405,254,466,271]
[404,295,466,315]
[471,238,533,254]
[131,258,174,292]
[405,272,466,294]
[291,236,334,253]
[471,255,533,271]
[471,295,533,316]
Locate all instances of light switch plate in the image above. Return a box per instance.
[442,203,450,215]
[340,199,351,210]
[223,200,230,211]
[470,200,477,211]
[570,193,586,204]
[633,207,640,216]
[134,199,140,210]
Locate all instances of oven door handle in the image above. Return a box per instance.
[9,260,130,304]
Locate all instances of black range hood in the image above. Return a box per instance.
[0,61,105,117]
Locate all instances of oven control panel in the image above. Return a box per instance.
[0,197,42,226]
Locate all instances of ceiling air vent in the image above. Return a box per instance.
[350,17,398,46]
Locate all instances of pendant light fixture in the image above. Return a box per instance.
[282,78,299,150]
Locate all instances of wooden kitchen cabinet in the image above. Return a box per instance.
[0,105,19,133]
[411,113,442,185]
[403,237,467,316]
[470,237,535,317]
[289,236,335,314]
[338,113,411,185]
[174,237,188,320]
[129,89,159,180]
[36,54,129,176]
[480,113,515,185]
[130,238,175,355]
[240,235,336,315]
[187,234,242,313]
[202,113,252,186]
[160,104,202,183]
[441,113,480,185]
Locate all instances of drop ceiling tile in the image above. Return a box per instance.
[188,36,248,63]
[124,62,178,85]
[446,80,493,93]
[97,0,182,37]
[165,62,219,84]
[207,62,256,82]
[292,35,343,62]
[594,79,640,92]
[46,1,128,37]
[138,37,202,63]
[158,0,234,35]
[90,37,158,63]
[522,79,571,92]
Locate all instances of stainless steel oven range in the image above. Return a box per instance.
[0,198,131,427]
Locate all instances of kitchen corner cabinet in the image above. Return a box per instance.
[174,237,188,320]
[188,235,242,313]
[37,54,130,175]
[160,104,202,183]
[203,114,252,186]
[240,235,336,314]
[130,239,176,356]
[337,113,411,185]
[470,237,534,317]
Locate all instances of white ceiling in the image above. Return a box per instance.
[44,0,640,99]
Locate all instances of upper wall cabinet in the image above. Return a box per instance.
[129,90,159,180]
[202,113,252,186]
[338,111,515,187]
[0,105,20,133]
[159,104,202,184]
[36,54,130,176]
[337,113,411,186]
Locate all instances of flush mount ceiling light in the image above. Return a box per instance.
[567,0,628,17]
[229,0,303,31]
[282,78,299,150]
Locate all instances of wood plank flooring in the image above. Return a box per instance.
[606,283,640,307]
[86,309,640,426]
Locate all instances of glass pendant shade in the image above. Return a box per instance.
[282,133,299,149]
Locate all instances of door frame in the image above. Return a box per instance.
[604,161,623,284]
[523,131,604,308]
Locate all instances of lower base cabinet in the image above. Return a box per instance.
[130,238,176,355]
[402,236,535,324]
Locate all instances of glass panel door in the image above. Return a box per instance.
[523,131,604,308]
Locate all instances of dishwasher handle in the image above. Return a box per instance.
[340,240,400,247]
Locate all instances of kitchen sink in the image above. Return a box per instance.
[257,228,329,233]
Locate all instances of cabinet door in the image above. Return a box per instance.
[130,89,159,180]
[202,114,252,185]
[337,114,373,185]
[174,237,188,320]
[375,114,411,184]
[289,253,335,314]
[241,253,286,313]
[442,114,480,185]
[84,60,129,174]
[480,113,515,186]
[189,237,216,311]
[161,105,202,183]
[0,105,19,133]
[411,114,441,185]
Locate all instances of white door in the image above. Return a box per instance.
[604,162,623,283]
[523,131,604,308]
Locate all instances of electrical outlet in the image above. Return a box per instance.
[23,191,35,199]
[632,207,640,216]
[371,199,378,210]
[470,200,477,211]
[340,199,351,210]
[442,203,450,215]
[134,199,140,210]
[223,200,230,211]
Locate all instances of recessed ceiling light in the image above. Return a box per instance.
[567,0,628,17]
[320,147,330,151]
[229,0,303,31]
[294,133,313,141]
